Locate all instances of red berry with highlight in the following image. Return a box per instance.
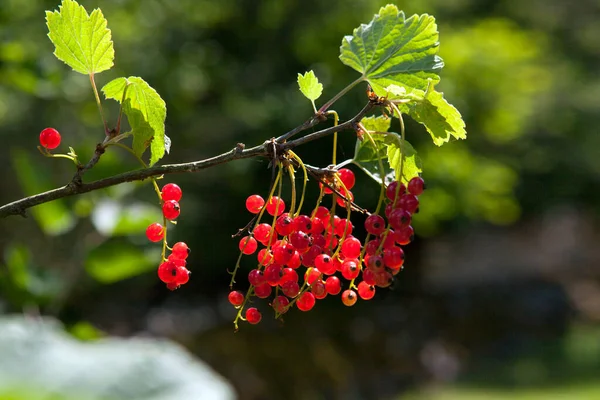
[296,291,316,311]
[325,276,341,295]
[357,281,375,300]
[341,289,357,306]
[336,190,354,208]
[161,183,182,202]
[311,280,327,299]
[275,213,295,236]
[146,223,165,242]
[272,296,289,314]
[171,242,190,260]
[341,237,361,259]
[338,168,356,190]
[239,236,258,255]
[174,267,190,285]
[266,196,285,216]
[365,214,386,235]
[228,291,244,307]
[395,225,414,245]
[248,269,266,286]
[386,181,406,201]
[162,200,180,220]
[246,307,262,324]
[408,176,425,196]
[254,283,272,298]
[314,254,336,275]
[281,280,300,298]
[157,261,177,284]
[341,259,360,280]
[245,194,265,214]
[39,127,61,149]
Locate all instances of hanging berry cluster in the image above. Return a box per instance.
[227,147,426,328]
[146,183,192,290]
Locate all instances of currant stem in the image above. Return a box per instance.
[288,151,307,217]
[89,74,108,135]
[287,164,297,216]
[328,110,339,165]
[318,76,364,114]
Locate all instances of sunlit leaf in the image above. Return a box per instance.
[386,135,422,184]
[102,77,167,165]
[297,70,323,102]
[361,115,391,132]
[46,0,114,75]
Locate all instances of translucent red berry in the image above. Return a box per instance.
[266,196,285,216]
[365,214,386,235]
[174,266,190,285]
[280,267,298,284]
[304,267,322,285]
[253,223,272,243]
[375,271,393,288]
[311,280,327,299]
[293,214,312,233]
[264,264,283,286]
[325,276,341,295]
[394,225,414,245]
[301,245,322,268]
[341,259,360,280]
[248,269,265,286]
[341,237,361,259]
[275,213,295,236]
[289,231,310,251]
[309,217,325,235]
[157,261,177,284]
[228,291,244,307]
[334,218,353,237]
[161,183,182,202]
[362,268,377,286]
[146,223,165,242]
[388,208,411,230]
[254,283,272,298]
[171,242,190,260]
[296,291,316,311]
[272,296,289,314]
[365,239,381,255]
[383,246,405,269]
[408,176,425,196]
[314,206,330,220]
[245,307,262,324]
[39,127,61,149]
[272,241,295,265]
[257,248,274,266]
[399,193,419,214]
[281,280,300,298]
[245,194,265,214]
[357,281,375,300]
[386,181,406,201]
[167,254,186,267]
[341,289,357,306]
[162,200,180,220]
[239,236,258,255]
[366,255,385,272]
[338,168,356,190]
[314,254,336,275]
[287,250,302,269]
[336,190,354,208]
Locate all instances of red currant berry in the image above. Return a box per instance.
[245,194,265,214]
[171,242,190,260]
[287,250,302,269]
[257,248,274,266]
[272,241,295,265]
[161,183,182,202]
[388,209,411,230]
[293,214,312,233]
[167,254,186,267]
[162,200,180,220]
[338,168,356,190]
[165,282,180,291]
[146,223,165,242]
[365,239,381,255]
[264,264,283,286]
[228,291,244,307]
[301,245,323,268]
[375,271,393,288]
[314,206,330,220]
[362,268,377,286]
[279,267,298,285]
[253,223,272,243]
[336,190,354,208]
[394,225,414,245]
[334,218,354,237]
[311,280,327,299]
[304,267,322,285]
[275,213,295,236]
[289,231,310,252]
[157,261,177,284]
[296,291,316,311]
[281,280,300,298]
[341,259,360,280]
[272,296,290,314]
[311,234,326,249]
[39,127,61,149]
[174,266,190,285]
[309,217,325,235]
[314,254,336,275]
[341,289,357,306]
[239,236,258,255]
[399,193,420,214]
[408,176,425,196]
[381,229,396,249]
[383,246,405,269]
[325,276,341,295]
[248,269,266,286]
[386,181,406,201]
[366,255,385,272]
[245,307,262,324]
[357,281,375,300]
[340,237,361,259]
[266,196,285,216]
[254,283,272,298]
[365,214,386,235]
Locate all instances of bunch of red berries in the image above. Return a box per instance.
[228,166,425,327]
[146,183,191,290]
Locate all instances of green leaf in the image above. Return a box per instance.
[46,0,114,75]
[399,89,466,146]
[297,70,323,102]
[353,133,394,185]
[386,135,422,184]
[11,148,76,235]
[85,239,156,283]
[102,77,167,165]
[361,115,391,133]
[339,4,443,97]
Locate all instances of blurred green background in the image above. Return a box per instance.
[1,0,600,399]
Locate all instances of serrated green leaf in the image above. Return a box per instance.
[46,0,114,75]
[399,89,466,146]
[361,115,391,133]
[102,77,167,165]
[353,133,393,185]
[297,70,323,102]
[387,136,422,184]
[340,4,443,98]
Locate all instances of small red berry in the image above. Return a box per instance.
[272,241,295,265]
[357,281,375,300]
[245,307,262,324]
[272,296,290,314]
[239,236,258,255]
[334,218,353,237]
[314,206,330,220]
[257,248,274,266]
[254,283,272,298]
[228,291,244,307]
[383,246,405,269]
[336,190,354,208]
[248,269,265,286]
[388,209,411,230]
[39,127,61,149]
[293,214,312,233]
[341,259,360,280]
[366,255,385,272]
[281,280,300,298]
[341,289,357,306]
[325,276,341,295]
[399,193,420,213]
[245,194,265,214]
[296,291,316,311]
[394,225,414,245]
[311,280,327,299]
[304,267,322,285]
[253,223,272,243]
[289,231,310,252]
[174,266,190,285]
[275,213,295,236]
[157,261,177,284]
[362,268,377,286]
[287,250,302,269]
[341,237,361,259]
[365,214,386,235]
[264,264,283,286]
[161,183,182,202]
[171,242,190,260]
[146,223,165,242]
[408,176,425,196]
[279,267,298,284]
[314,254,336,275]
[266,196,285,216]
[386,181,406,201]
[165,282,180,291]
[162,200,181,220]
[338,168,356,190]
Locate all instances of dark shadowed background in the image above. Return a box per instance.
[1,0,599,399]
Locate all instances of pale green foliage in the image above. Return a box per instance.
[46,0,114,75]
[102,77,167,166]
[386,136,422,184]
[297,70,323,103]
[398,89,467,146]
[361,115,391,133]
[339,4,443,97]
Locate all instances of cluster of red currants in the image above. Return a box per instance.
[228,167,425,325]
[145,183,191,290]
